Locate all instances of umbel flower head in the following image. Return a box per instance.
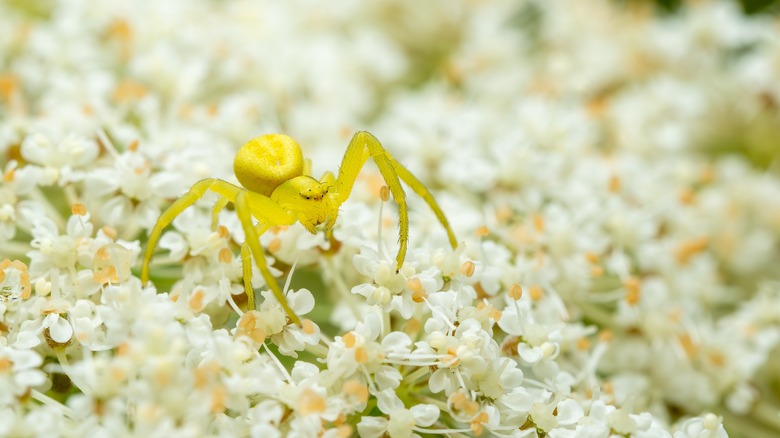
[0,0,778,437]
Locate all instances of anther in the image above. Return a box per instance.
[460,261,476,277]
[71,202,87,216]
[509,283,523,300]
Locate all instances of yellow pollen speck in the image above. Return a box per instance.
[301,319,316,335]
[708,351,726,367]
[674,236,709,265]
[404,318,421,336]
[442,348,460,367]
[412,289,427,303]
[343,380,369,404]
[127,139,140,152]
[0,270,4,283]
[269,225,288,234]
[496,206,512,223]
[107,18,132,41]
[585,252,600,264]
[450,391,467,410]
[624,277,641,305]
[354,347,368,363]
[0,357,12,372]
[155,364,172,387]
[207,103,219,117]
[298,389,326,415]
[268,238,282,253]
[470,411,488,435]
[188,289,205,312]
[0,74,18,102]
[336,425,352,438]
[591,266,604,277]
[529,285,543,301]
[71,202,87,216]
[217,225,230,238]
[700,166,716,184]
[101,226,118,239]
[211,385,227,413]
[599,330,613,343]
[117,342,130,356]
[0,259,31,299]
[677,333,697,358]
[576,337,591,351]
[113,79,148,102]
[476,225,489,237]
[469,403,484,418]
[406,277,423,292]
[237,311,266,343]
[342,332,356,349]
[249,327,267,344]
[509,283,523,300]
[379,185,390,202]
[608,175,621,193]
[586,94,608,117]
[218,247,233,263]
[110,365,126,382]
[490,308,502,321]
[679,188,695,204]
[743,323,758,337]
[533,213,545,233]
[239,311,258,331]
[461,261,476,277]
[3,167,14,182]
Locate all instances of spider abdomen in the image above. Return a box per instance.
[234,134,304,196]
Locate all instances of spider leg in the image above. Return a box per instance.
[142,178,223,284]
[241,241,252,308]
[211,196,230,230]
[333,131,458,271]
[235,190,301,325]
[391,162,457,250]
[240,222,268,311]
[142,178,294,282]
[334,132,409,271]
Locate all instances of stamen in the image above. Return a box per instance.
[460,261,475,277]
[71,203,87,216]
[509,283,523,300]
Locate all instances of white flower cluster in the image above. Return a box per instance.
[1,0,779,436]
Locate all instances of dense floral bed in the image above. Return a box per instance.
[1,1,779,437]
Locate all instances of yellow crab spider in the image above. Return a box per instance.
[140,131,458,325]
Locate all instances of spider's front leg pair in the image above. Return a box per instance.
[140,132,457,326]
[139,177,301,323]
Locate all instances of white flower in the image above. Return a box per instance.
[357,389,439,438]
[352,246,421,317]
[0,345,46,404]
[673,414,728,438]
[20,132,99,173]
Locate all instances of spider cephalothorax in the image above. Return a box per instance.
[270,176,338,233]
[141,132,457,325]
